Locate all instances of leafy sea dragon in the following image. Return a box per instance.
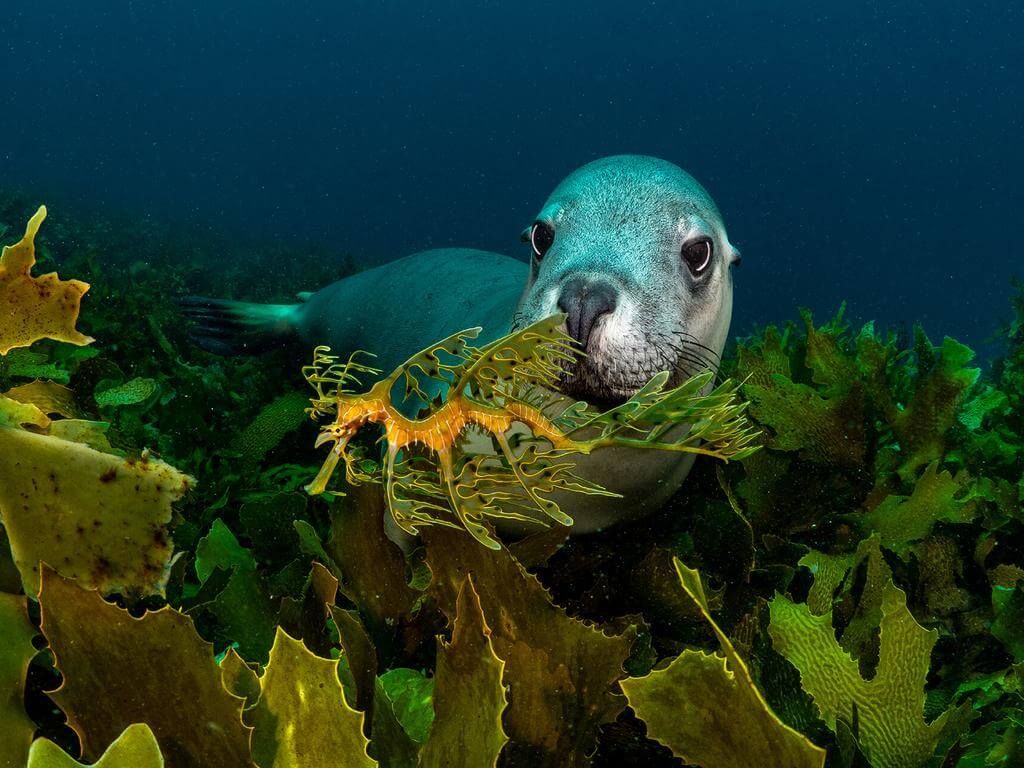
[303,315,759,548]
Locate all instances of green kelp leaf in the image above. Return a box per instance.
[0,592,37,768]
[192,518,278,662]
[250,628,375,768]
[743,375,866,467]
[735,324,793,386]
[802,307,858,397]
[957,384,1008,431]
[0,348,69,384]
[377,668,435,745]
[422,525,634,767]
[94,377,159,409]
[894,334,980,475]
[863,461,977,559]
[992,585,1024,662]
[233,390,311,463]
[195,518,256,583]
[0,412,191,597]
[239,491,306,572]
[954,715,1024,768]
[420,578,508,768]
[769,579,964,767]
[27,724,163,767]
[38,568,254,766]
[621,560,826,768]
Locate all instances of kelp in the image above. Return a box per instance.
[769,580,970,767]
[621,559,826,768]
[2,198,1024,766]
[303,315,759,548]
[0,395,192,597]
[0,207,93,355]
[26,725,164,768]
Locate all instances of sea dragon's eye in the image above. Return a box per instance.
[530,221,555,261]
[682,238,713,276]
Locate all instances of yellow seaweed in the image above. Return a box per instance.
[0,206,93,355]
[0,395,193,597]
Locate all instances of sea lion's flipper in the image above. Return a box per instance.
[178,296,300,355]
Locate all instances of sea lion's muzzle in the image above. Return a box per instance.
[557,278,618,351]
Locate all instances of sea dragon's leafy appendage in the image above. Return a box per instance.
[303,315,760,548]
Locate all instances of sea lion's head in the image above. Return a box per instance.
[513,155,740,406]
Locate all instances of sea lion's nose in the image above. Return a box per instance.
[557,278,618,350]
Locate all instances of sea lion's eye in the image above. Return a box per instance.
[530,221,555,261]
[682,239,712,276]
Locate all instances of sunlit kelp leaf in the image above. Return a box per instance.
[233,390,311,463]
[863,461,977,559]
[250,628,375,768]
[0,592,37,768]
[38,568,254,766]
[0,206,93,355]
[419,578,508,768]
[769,579,967,767]
[422,524,634,766]
[304,315,759,548]
[0,396,192,597]
[3,379,78,417]
[621,559,826,768]
[27,724,164,768]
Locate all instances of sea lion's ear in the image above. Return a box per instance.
[520,225,532,243]
[729,246,742,267]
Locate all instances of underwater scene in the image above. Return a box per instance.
[1,2,1022,767]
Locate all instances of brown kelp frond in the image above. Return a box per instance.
[303,316,760,548]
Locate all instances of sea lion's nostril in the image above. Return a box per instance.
[557,278,618,350]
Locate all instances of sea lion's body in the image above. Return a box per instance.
[295,248,524,375]
[183,155,739,536]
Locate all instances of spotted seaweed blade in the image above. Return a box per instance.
[303,315,760,548]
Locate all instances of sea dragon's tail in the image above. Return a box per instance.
[178,296,300,355]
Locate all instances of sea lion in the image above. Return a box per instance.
[181,154,740,534]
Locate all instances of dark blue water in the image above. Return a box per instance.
[2,1,1021,348]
